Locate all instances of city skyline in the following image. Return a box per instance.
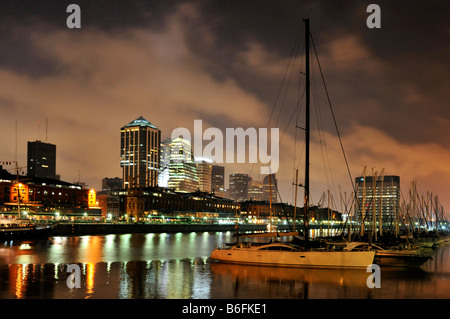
[0,1,449,212]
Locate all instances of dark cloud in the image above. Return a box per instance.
[0,0,448,210]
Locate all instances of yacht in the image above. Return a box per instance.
[210,19,376,269]
[210,240,375,268]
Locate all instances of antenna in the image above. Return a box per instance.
[46,117,48,142]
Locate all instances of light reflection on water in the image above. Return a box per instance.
[0,232,449,299]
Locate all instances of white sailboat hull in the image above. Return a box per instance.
[210,247,375,268]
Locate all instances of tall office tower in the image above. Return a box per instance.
[167,137,199,192]
[27,141,56,179]
[355,175,400,232]
[263,174,278,203]
[211,165,225,197]
[229,173,251,202]
[158,137,172,188]
[120,116,161,189]
[248,180,264,201]
[195,156,212,193]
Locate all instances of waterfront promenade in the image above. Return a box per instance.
[47,222,342,236]
[49,222,270,236]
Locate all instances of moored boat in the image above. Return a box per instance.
[345,242,432,267]
[0,219,55,241]
[210,19,376,269]
[210,241,375,268]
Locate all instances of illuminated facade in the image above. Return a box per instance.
[248,180,263,201]
[167,137,199,193]
[121,116,161,189]
[355,175,400,230]
[27,141,56,179]
[158,138,172,188]
[0,177,101,218]
[108,187,238,217]
[88,189,97,207]
[240,201,342,223]
[195,157,212,193]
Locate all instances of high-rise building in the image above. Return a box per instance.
[120,116,161,189]
[211,165,225,197]
[167,137,199,192]
[195,156,212,193]
[355,175,400,232]
[158,137,172,188]
[229,173,251,202]
[27,141,56,179]
[263,174,278,203]
[248,180,263,201]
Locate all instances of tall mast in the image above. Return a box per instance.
[361,166,367,237]
[293,169,298,232]
[303,18,310,243]
[269,172,273,231]
[372,169,377,242]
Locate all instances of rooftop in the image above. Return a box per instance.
[122,116,158,130]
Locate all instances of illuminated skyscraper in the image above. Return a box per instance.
[158,138,172,188]
[167,137,199,192]
[355,175,400,231]
[120,116,161,189]
[27,140,56,179]
[195,156,212,193]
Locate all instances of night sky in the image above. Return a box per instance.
[0,1,449,213]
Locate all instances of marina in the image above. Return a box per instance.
[0,2,449,310]
[0,232,449,299]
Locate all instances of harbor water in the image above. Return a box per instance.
[0,232,449,299]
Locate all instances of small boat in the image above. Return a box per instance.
[345,242,432,267]
[0,219,55,241]
[418,240,436,249]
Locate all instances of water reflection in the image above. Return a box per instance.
[210,262,371,299]
[0,257,213,299]
[0,232,234,265]
[0,233,449,299]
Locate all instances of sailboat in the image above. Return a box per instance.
[210,19,375,268]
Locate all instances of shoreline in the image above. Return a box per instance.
[49,222,278,236]
[48,222,343,236]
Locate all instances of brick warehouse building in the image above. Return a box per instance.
[0,165,101,220]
